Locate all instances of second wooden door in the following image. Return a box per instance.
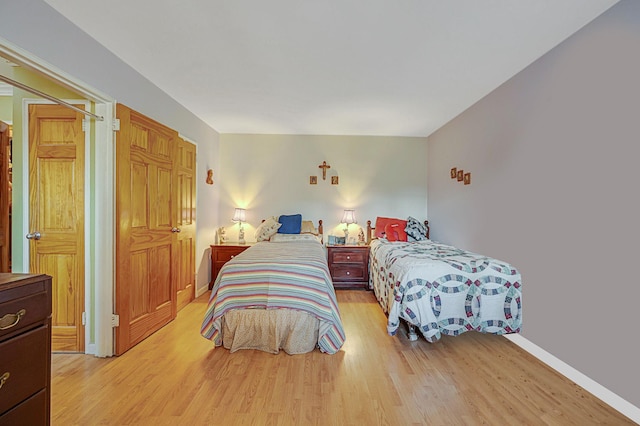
[28,104,85,352]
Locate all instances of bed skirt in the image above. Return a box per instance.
[222,308,320,355]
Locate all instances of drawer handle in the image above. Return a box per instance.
[346,271,350,275]
[0,372,9,390]
[346,256,350,260]
[0,309,26,330]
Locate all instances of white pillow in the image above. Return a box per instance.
[255,217,281,241]
[300,220,317,234]
[269,233,321,243]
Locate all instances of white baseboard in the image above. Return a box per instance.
[84,343,97,355]
[196,285,209,298]
[503,334,640,424]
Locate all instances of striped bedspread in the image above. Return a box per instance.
[200,241,345,354]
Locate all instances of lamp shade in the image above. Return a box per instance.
[232,208,246,223]
[341,209,356,225]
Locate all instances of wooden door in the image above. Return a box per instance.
[28,104,85,352]
[176,138,196,311]
[0,121,10,272]
[115,104,178,355]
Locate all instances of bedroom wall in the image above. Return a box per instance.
[427,0,639,409]
[0,0,221,294]
[0,97,10,122]
[218,134,428,242]
[0,60,12,121]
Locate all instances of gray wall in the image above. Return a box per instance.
[0,0,221,292]
[427,0,639,407]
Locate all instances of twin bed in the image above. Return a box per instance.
[367,218,522,343]
[200,215,522,354]
[200,217,345,355]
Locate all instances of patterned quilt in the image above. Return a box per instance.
[369,239,522,342]
[200,241,345,354]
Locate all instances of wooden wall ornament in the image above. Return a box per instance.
[206,169,214,185]
[318,161,331,180]
[452,166,471,185]
[310,176,317,185]
[331,176,339,185]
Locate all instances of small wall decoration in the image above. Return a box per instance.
[331,176,339,185]
[206,169,214,185]
[464,173,471,185]
[450,167,457,179]
[310,176,317,185]
[457,170,464,181]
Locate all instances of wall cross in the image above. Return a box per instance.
[318,161,331,180]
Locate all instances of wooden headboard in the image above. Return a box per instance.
[366,219,430,244]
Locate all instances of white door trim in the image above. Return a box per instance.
[2,36,116,357]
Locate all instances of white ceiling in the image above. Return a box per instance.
[43,0,618,137]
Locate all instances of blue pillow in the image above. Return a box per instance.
[278,214,302,234]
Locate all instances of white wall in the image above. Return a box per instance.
[218,134,428,241]
[0,1,220,292]
[427,0,639,408]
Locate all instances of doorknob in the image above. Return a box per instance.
[171,227,181,233]
[25,231,41,240]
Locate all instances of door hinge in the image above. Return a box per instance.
[111,314,120,327]
[82,311,87,326]
[112,118,121,131]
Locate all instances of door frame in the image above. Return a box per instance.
[1,38,116,357]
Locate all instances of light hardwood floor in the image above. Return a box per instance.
[51,291,634,425]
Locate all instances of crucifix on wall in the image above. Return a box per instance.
[318,161,331,180]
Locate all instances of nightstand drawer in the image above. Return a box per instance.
[210,244,253,289]
[330,251,366,264]
[331,265,366,281]
[326,245,370,290]
[214,248,245,262]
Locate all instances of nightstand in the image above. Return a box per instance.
[326,245,370,290]
[209,243,253,289]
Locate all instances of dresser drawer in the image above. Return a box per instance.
[330,250,366,264]
[0,287,50,340]
[331,265,366,281]
[0,389,47,426]
[0,326,49,415]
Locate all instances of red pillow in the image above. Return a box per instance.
[375,217,408,241]
[384,223,407,241]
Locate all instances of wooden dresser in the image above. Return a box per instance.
[327,245,370,290]
[0,273,52,426]
[210,244,252,289]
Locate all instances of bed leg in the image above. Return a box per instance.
[406,323,418,341]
